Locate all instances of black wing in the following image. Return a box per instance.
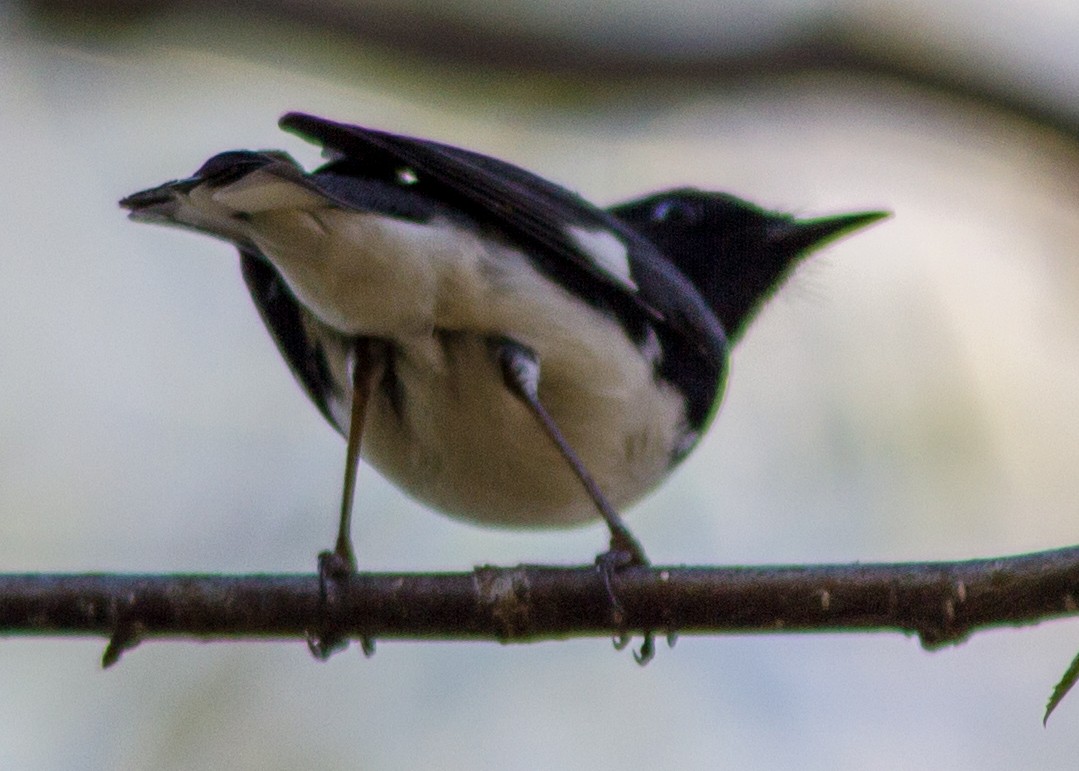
[279,112,727,366]
[240,247,348,434]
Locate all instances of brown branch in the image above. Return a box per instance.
[3,545,1079,665]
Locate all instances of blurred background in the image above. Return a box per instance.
[3,0,1079,768]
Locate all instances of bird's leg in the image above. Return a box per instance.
[495,338,649,568]
[308,337,376,660]
[331,337,377,572]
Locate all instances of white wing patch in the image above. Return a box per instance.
[638,325,662,366]
[566,225,637,292]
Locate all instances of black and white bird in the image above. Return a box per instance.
[121,112,885,578]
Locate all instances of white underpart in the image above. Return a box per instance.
[161,169,690,527]
[211,173,321,213]
[566,225,637,291]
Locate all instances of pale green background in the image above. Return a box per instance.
[3,1,1079,768]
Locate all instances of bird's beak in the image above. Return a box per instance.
[768,210,889,254]
[119,178,199,218]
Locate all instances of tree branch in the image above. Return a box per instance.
[3,545,1079,665]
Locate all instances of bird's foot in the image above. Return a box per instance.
[595,533,655,662]
[596,530,649,571]
[306,548,355,660]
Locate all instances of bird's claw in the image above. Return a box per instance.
[306,549,355,660]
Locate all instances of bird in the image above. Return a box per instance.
[120,112,885,588]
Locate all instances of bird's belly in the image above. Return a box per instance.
[358,332,688,528]
[250,208,693,525]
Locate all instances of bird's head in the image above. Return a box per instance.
[611,189,887,342]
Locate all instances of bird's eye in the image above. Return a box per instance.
[652,199,696,223]
[396,167,419,185]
